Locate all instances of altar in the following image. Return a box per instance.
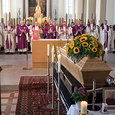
[32,39,71,68]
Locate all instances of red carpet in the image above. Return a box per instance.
[16,76,66,115]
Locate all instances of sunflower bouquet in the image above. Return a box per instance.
[66,34,103,62]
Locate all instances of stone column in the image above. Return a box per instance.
[0,0,2,19]
[75,0,83,20]
[47,0,51,17]
[25,0,29,18]
[86,0,96,25]
[113,0,115,24]
[72,0,75,21]
[106,0,114,25]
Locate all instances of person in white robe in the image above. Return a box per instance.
[100,20,111,50]
[26,19,32,51]
[86,19,99,39]
[0,22,4,51]
[30,21,42,52]
[4,21,15,53]
[111,25,115,53]
[69,22,75,39]
[57,21,70,39]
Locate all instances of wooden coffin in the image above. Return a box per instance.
[59,46,113,88]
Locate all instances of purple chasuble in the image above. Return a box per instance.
[72,25,85,38]
[87,23,96,30]
[4,26,14,49]
[44,24,57,39]
[17,25,29,49]
[102,25,109,49]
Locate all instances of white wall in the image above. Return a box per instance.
[10,0,16,18]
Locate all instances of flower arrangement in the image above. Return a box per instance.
[71,87,88,103]
[66,34,103,62]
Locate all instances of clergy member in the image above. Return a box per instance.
[4,21,15,54]
[100,20,111,50]
[0,22,4,51]
[58,21,69,39]
[69,22,75,39]
[86,19,99,39]
[30,21,42,52]
[111,25,115,53]
[44,19,57,39]
[26,19,32,51]
[72,20,85,38]
[16,21,29,54]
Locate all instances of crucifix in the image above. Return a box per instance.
[54,9,58,22]
[87,80,102,111]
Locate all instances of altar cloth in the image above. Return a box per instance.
[67,105,115,115]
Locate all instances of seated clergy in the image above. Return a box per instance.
[4,21,15,53]
[44,19,57,39]
[0,22,4,51]
[100,20,111,50]
[72,20,85,38]
[86,19,99,39]
[30,21,42,52]
[111,25,115,53]
[58,21,69,39]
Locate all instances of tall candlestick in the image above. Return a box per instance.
[81,13,83,20]
[69,19,70,27]
[81,101,88,114]
[58,54,61,72]
[105,48,107,62]
[14,18,15,28]
[52,46,54,62]
[47,44,49,56]
[9,12,11,21]
[62,18,64,24]
[91,13,93,19]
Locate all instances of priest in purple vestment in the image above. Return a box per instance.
[4,21,15,53]
[44,20,57,39]
[72,20,85,38]
[17,21,29,53]
[58,21,69,39]
[100,20,111,50]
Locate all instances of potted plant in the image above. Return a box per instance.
[71,87,89,109]
[66,34,103,62]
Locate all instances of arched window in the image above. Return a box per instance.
[2,0,9,14]
[68,0,72,14]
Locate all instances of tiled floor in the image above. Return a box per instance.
[1,92,18,115]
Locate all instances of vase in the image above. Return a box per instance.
[75,101,81,110]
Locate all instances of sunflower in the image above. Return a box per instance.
[92,47,97,53]
[66,47,69,55]
[89,44,95,49]
[82,34,89,36]
[80,37,87,42]
[73,47,80,54]
[82,42,88,47]
[95,42,98,47]
[70,40,75,49]
[99,50,103,56]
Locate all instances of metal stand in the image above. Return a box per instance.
[57,72,61,115]
[23,40,32,70]
[52,62,54,109]
[47,55,50,94]
[87,80,102,111]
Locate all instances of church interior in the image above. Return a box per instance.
[0,0,115,115]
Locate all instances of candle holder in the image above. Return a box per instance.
[79,110,89,115]
[47,55,50,94]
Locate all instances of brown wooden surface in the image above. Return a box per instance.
[59,46,112,88]
[32,39,69,68]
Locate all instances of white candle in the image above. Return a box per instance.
[81,101,88,114]
[47,44,49,56]
[105,47,107,62]
[52,46,54,62]
[58,54,61,72]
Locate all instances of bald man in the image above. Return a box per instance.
[44,20,57,39]
[16,21,29,53]
[86,19,99,39]
[72,20,85,38]
[4,21,15,53]
[106,92,115,105]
